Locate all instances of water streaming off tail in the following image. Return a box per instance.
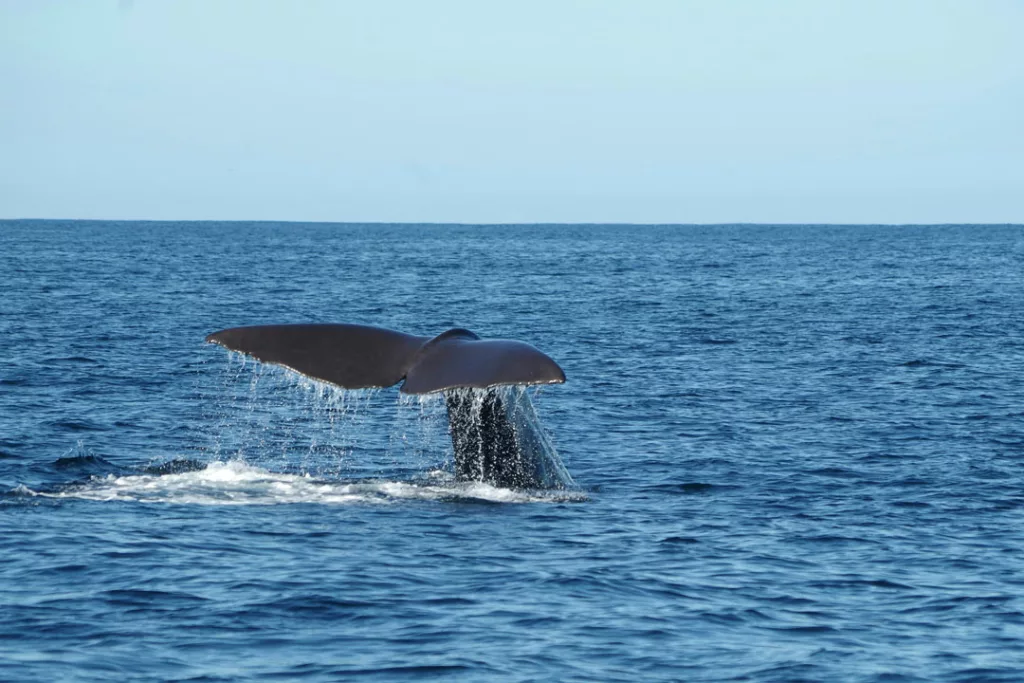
[15,351,585,504]
[32,368,585,504]
[187,352,578,494]
[444,385,576,489]
[198,352,420,478]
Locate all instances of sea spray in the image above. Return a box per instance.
[28,460,586,505]
[199,353,392,477]
[444,385,576,489]
[198,352,575,490]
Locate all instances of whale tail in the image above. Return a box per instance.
[205,324,565,394]
[206,324,570,489]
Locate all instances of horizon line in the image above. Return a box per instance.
[3,217,1023,228]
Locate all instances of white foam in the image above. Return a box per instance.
[27,461,587,506]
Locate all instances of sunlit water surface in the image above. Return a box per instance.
[2,221,1024,682]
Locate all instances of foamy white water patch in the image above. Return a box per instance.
[30,461,586,505]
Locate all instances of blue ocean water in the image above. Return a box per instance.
[2,221,1024,682]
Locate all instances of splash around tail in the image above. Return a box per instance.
[446,386,574,490]
[20,460,586,505]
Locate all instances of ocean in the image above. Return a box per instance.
[2,220,1023,681]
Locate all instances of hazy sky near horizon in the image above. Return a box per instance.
[2,1,1022,223]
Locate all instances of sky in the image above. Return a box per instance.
[1,0,1022,223]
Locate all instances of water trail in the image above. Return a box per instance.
[394,392,450,476]
[20,461,587,505]
[199,352,391,477]
[444,385,576,489]
[134,352,583,505]
[504,386,576,489]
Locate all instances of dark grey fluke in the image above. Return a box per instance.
[204,324,566,394]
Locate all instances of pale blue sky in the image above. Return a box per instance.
[2,0,1022,223]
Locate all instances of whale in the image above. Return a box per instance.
[205,324,573,489]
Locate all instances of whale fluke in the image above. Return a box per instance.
[205,324,566,395]
[205,324,426,390]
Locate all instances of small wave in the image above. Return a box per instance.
[24,461,588,506]
[7,484,37,498]
[899,359,965,369]
[660,536,700,544]
[140,458,208,475]
[46,419,107,432]
[44,355,99,364]
[53,453,116,470]
[642,482,735,495]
